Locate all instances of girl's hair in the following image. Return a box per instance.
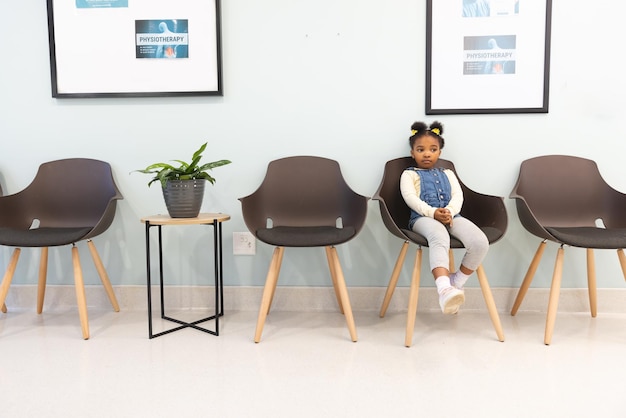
[408,121,445,149]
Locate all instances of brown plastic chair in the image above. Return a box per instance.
[239,156,369,343]
[510,155,626,345]
[374,157,506,347]
[0,158,123,339]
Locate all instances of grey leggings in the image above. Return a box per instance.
[411,215,489,272]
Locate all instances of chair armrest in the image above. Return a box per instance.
[460,187,508,235]
[0,193,35,229]
[372,194,410,241]
[83,195,123,240]
[341,192,369,235]
[239,192,268,236]
[509,192,554,241]
[603,187,626,229]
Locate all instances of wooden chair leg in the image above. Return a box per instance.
[380,241,409,318]
[0,248,21,312]
[72,245,90,340]
[328,246,357,342]
[448,249,455,272]
[37,247,49,314]
[87,240,120,312]
[266,246,284,316]
[405,248,422,347]
[254,246,283,343]
[618,249,626,281]
[586,248,597,318]
[476,265,505,342]
[511,240,547,315]
[325,246,344,314]
[544,246,565,345]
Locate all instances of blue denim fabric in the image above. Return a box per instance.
[407,167,452,229]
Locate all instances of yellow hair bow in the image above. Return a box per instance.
[410,129,418,136]
[431,128,441,135]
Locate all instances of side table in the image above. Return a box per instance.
[141,213,230,338]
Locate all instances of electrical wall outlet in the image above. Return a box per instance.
[233,232,256,255]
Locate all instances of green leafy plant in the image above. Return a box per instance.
[134,142,231,188]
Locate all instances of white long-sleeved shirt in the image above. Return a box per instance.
[399,168,464,218]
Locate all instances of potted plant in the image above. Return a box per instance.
[135,142,231,218]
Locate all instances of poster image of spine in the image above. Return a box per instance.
[135,19,189,59]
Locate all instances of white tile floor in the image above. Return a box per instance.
[2,307,626,418]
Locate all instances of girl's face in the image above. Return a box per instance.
[410,135,441,169]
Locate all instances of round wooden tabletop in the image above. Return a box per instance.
[141,213,231,225]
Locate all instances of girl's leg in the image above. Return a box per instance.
[412,217,465,314]
[412,217,451,277]
[448,216,489,288]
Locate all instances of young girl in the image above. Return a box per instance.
[400,121,489,314]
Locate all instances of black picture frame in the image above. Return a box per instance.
[426,0,552,114]
[47,0,223,98]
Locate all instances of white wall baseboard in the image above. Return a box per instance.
[2,285,625,314]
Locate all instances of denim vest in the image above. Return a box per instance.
[407,167,452,229]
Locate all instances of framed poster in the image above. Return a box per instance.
[426,0,552,114]
[47,0,222,98]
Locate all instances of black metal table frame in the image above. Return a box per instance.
[144,219,224,338]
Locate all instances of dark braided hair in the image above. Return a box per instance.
[408,121,445,149]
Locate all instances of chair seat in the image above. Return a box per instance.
[257,226,356,247]
[0,227,92,247]
[545,226,626,249]
[402,226,504,248]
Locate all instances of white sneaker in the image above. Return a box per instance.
[438,286,465,314]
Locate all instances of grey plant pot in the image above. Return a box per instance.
[162,179,205,218]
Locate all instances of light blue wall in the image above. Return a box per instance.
[1,1,626,290]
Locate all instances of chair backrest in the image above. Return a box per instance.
[374,156,507,243]
[511,155,626,231]
[0,159,123,238]
[240,156,368,234]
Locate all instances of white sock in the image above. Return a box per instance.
[450,271,470,289]
[435,276,452,294]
